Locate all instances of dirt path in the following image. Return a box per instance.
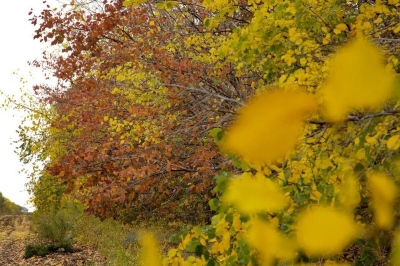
[0,213,105,266]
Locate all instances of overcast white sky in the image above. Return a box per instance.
[0,0,59,210]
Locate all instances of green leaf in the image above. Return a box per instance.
[317,183,325,194]
[295,192,307,205]
[186,238,200,252]
[281,223,290,234]
[209,128,222,140]
[155,2,165,9]
[225,212,233,223]
[202,227,216,239]
[195,245,209,260]
[326,184,334,197]
[207,260,217,266]
[208,199,219,211]
[165,1,178,9]
[204,18,210,28]
[319,195,332,205]
[180,228,189,237]
[169,234,180,243]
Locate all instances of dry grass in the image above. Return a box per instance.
[9,215,33,241]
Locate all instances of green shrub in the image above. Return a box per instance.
[23,244,37,259]
[32,211,70,244]
[23,242,73,258]
[32,201,83,244]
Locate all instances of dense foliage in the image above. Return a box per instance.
[0,192,23,213]
[4,0,400,265]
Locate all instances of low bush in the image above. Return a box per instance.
[23,242,73,259]
[32,201,82,244]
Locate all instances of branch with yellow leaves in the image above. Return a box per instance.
[308,109,400,125]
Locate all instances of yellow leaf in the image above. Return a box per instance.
[334,28,342,34]
[200,238,207,246]
[168,249,177,258]
[336,23,347,31]
[270,217,280,229]
[216,218,228,236]
[374,17,383,24]
[224,172,287,214]
[368,173,397,230]
[299,58,307,66]
[116,74,125,81]
[322,38,394,122]
[247,219,296,266]
[355,148,366,160]
[223,91,317,164]
[338,173,361,211]
[221,230,231,251]
[394,25,400,34]
[296,208,359,255]
[320,158,333,169]
[232,212,242,231]
[140,232,162,266]
[387,135,400,150]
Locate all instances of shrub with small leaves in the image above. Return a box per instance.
[23,243,73,259]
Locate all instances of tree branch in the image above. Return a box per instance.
[308,109,400,125]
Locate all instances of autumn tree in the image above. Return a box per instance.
[25,0,252,220]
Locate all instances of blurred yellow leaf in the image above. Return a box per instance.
[387,135,400,150]
[368,173,397,230]
[336,23,348,31]
[223,91,317,164]
[140,232,162,266]
[168,248,177,258]
[322,38,394,122]
[320,158,333,169]
[232,212,242,231]
[247,219,296,266]
[338,174,361,212]
[355,149,366,160]
[334,23,347,34]
[296,208,359,255]
[224,172,287,214]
